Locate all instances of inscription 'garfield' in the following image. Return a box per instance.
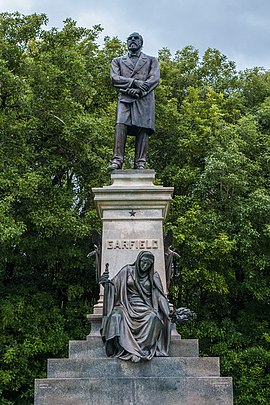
[106,239,159,250]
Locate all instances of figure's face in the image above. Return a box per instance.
[139,256,153,273]
[127,33,142,53]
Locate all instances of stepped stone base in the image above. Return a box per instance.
[69,336,199,359]
[35,376,233,405]
[47,356,220,379]
[34,336,233,405]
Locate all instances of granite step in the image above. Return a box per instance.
[47,356,220,379]
[34,376,233,405]
[69,337,199,358]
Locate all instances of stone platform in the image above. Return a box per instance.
[34,336,233,405]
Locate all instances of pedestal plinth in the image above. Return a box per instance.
[92,169,174,314]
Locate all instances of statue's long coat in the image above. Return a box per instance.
[110,52,160,133]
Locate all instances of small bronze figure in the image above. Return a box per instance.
[164,229,180,290]
[108,32,160,170]
[87,230,102,283]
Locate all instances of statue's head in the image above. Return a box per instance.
[138,251,154,273]
[127,32,143,52]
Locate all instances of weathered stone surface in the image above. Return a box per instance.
[170,337,199,357]
[69,337,199,359]
[92,170,174,295]
[47,356,220,379]
[69,337,105,359]
[35,376,233,405]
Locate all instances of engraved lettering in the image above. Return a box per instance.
[129,240,137,249]
[105,239,160,250]
[114,240,121,249]
[139,240,146,249]
[106,240,114,249]
[152,240,159,249]
[121,240,129,249]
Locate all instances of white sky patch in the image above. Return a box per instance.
[0,0,34,13]
[243,12,270,32]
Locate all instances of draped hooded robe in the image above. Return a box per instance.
[101,251,171,361]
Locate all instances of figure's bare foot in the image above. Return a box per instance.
[131,355,141,363]
[155,351,168,357]
[141,350,150,357]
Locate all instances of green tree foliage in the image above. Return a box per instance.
[0,12,269,404]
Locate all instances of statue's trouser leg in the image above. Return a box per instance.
[112,123,127,168]
[134,128,148,169]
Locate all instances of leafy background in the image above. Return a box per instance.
[0,12,269,404]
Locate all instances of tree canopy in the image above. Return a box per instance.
[0,12,269,404]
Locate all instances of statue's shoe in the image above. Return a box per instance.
[134,165,145,169]
[108,162,121,170]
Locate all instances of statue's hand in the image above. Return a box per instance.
[134,80,149,92]
[99,271,110,286]
[127,88,141,98]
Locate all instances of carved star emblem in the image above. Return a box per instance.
[129,209,136,217]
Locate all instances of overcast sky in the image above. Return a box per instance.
[1,0,270,70]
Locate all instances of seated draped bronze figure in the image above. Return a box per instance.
[100,251,171,362]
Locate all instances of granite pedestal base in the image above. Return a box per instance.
[34,336,233,405]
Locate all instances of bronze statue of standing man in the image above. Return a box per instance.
[108,33,160,170]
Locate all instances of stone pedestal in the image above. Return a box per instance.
[34,170,234,404]
[92,169,173,314]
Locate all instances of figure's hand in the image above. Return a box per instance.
[133,80,149,92]
[99,271,110,286]
[127,88,141,98]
